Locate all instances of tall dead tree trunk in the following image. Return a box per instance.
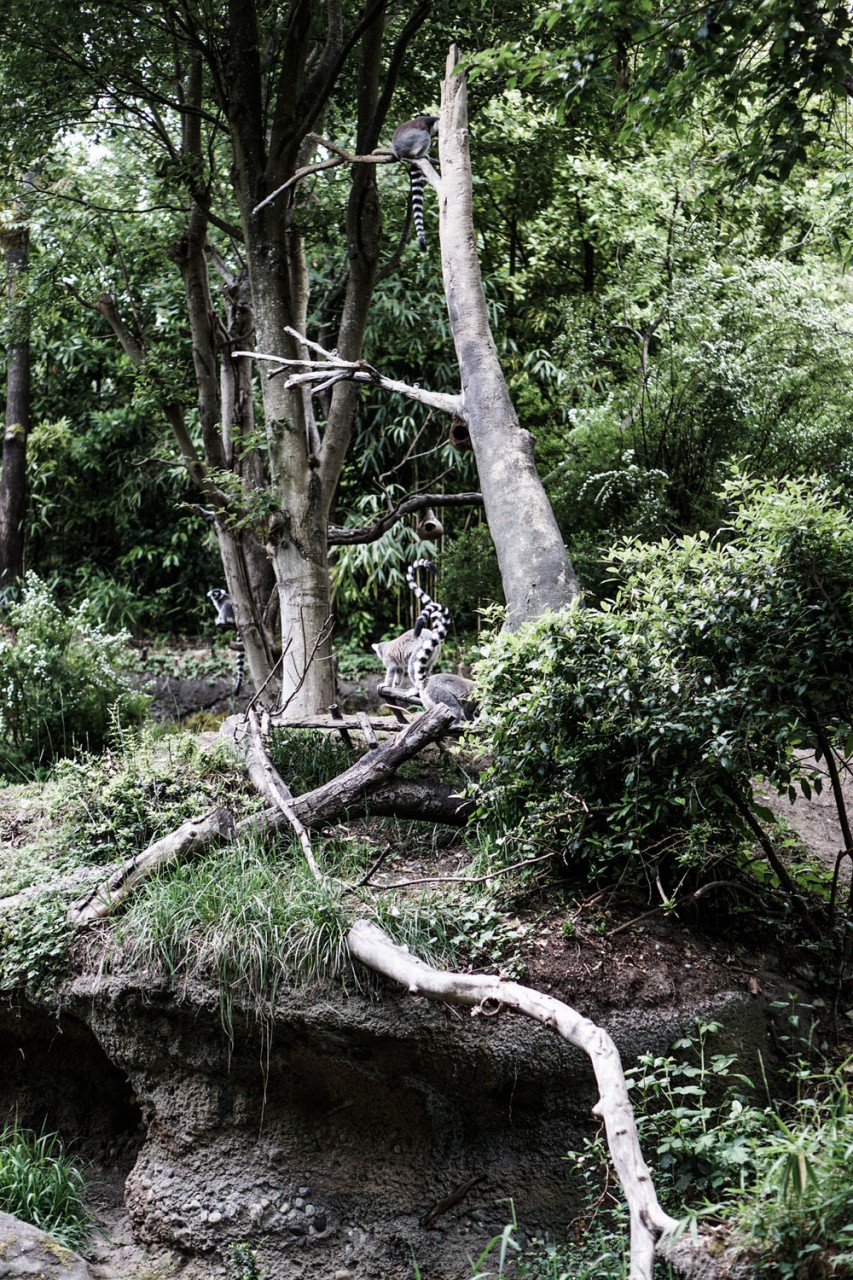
[437,47,581,626]
[0,176,32,592]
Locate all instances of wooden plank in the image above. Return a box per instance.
[356,711,379,749]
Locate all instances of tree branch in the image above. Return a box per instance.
[234,327,463,416]
[251,141,395,216]
[328,492,483,545]
[346,920,679,1280]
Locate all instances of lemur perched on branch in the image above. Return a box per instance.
[391,114,439,250]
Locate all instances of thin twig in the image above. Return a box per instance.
[245,647,288,715]
[357,850,555,891]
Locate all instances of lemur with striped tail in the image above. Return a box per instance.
[410,604,476,722]
[391,115,439,251]
[372,560,442,693]
[207,587,246,696]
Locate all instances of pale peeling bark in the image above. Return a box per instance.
[347,920,678,1280]
[437,48,581,626]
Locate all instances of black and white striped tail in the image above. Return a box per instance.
[409,166,427,250]
[233,646,246,697]
[412,604,450,690]
[406,558,438,612]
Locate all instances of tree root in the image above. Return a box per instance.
[347,919,745,1280]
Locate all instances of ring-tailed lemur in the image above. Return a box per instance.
[373,561,443,692]
[373,603,445,691]
[391,115,439,251]
[411,604,476,722]
[207,587,246,696]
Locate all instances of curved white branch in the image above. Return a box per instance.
[346,919,679,1280]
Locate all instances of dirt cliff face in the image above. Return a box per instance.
[0,967,778,1279]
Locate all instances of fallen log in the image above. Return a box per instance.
[67,808,237,926]
[2,774,471,920]
[347,777,473,826]
[67,705,459,925]
[346,919,679,1280]
[270,704,458,828]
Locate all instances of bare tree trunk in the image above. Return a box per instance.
[0,178,32,591]
[437,48,581,626]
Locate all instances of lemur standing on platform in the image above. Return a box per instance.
[372,560,444,693]
[410,603,476,722]
[207,587,246,696]
[391,115,439,250]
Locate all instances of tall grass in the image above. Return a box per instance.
[116,836,352,1016]
[112,833,464,1035]
[0,1121,90,1249]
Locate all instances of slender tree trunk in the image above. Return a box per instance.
[437,48,581,626]
[0,180,31,591]
[225,0,393,717]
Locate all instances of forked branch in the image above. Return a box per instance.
[234,326,463,417]
[243,709,323,880]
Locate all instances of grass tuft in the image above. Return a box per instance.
[0,1121,90,1250]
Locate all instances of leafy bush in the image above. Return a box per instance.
[472,475,853,906]
[521,1019,853,1280]
[0,893,74,997]
[737,1072,853,1276]
[0,1121,89,1249]
[52,726,256,863]
[0,574,148,777]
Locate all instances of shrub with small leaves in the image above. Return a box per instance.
[0,574,148,777]
[472,475,853,899]
[0,894,73,996]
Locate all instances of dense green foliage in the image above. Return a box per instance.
[470,0,853,182]
[473,475,853,914]
[0,1121,89,1250]
[0,574,147,778]
[514,1016,853,1279]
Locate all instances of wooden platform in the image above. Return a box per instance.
[271,704,472,747]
